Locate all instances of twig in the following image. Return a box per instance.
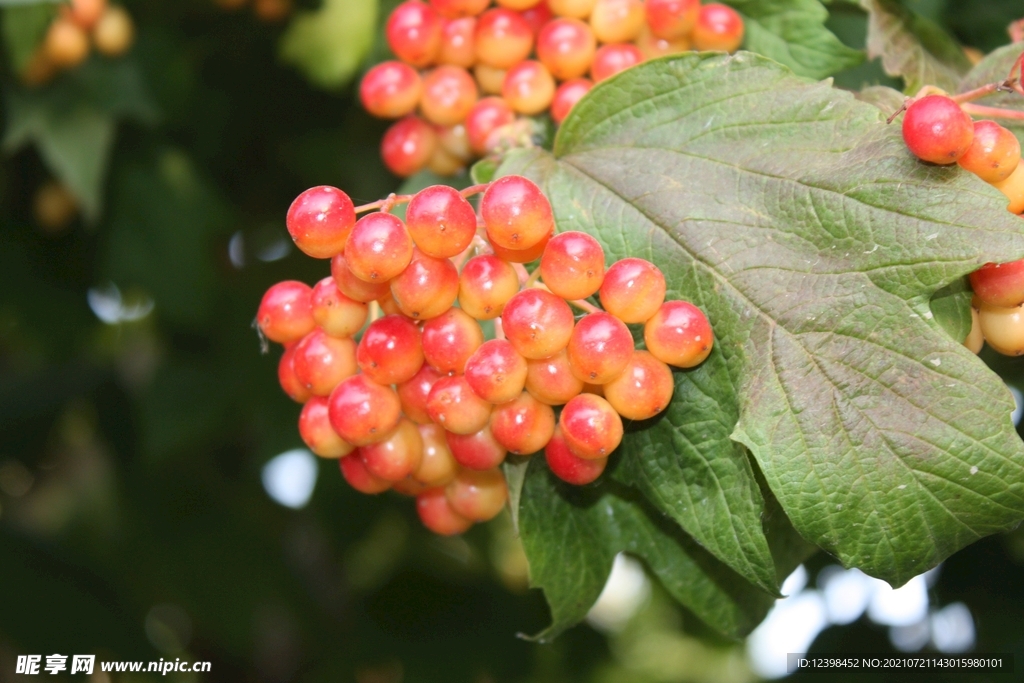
[960,103,1024,120]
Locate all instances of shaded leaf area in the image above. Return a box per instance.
[957,42,1024,144]
[502,53,1024,590]
[0,2,55,72]
[279,0,378,89]
[859,0,972,92]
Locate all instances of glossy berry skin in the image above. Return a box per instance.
[567,312,634,384]
[591,43,645,82]
[502,289,575,360]
[644,300,714,368]
[502,60,557,116]
[360,61,423,119]
[398,364,443,424]
[414,423,460,486]
[293,329,359,396]
[560,394,623,459]
[311,277,368,338]
[258,281,316,344]
[93,5,134,57]
[901,95,974,165]
[445,468,508,521]
[978,304,1024,356]
[421,65,479,126]
[459,255,520,320]
[390,250,459,320]
[439,17,477,67]
[548,0,596,18]
[381,116,439,177]
[551,78,592,124]
[520,1,553,35]
[475,8,534,69]
[465,339,529,404]
[417,487,473,534]
[430,0,489,18]
[545,426,607,485]
[331,253,392,303]
[422,307,485,374]
[344,212,415,283]
[692,3,744,51]
[387,1,445,67]
[447,424,508,470]
[490,230,553,263]
[599,258,667,323]
[589,0,645,44]
[540,231,605,300]
[286,186,356,259]
[405,185,478,258]
[525,349,584,405]
[474,64,508,95]
[969,260,1024,308]
[278,345,312,403]
[490,391,556,454]
[328,375,403,446]
[300,397,355,458]
[357,315,424,385]
[427,375,493,434]
[537,18,597,81]
[481,175,556,251]
[646,0,700,39]
[466,97,517,155]
[360,418,424,482]
[957,120,1021,183]
[604,350,674,421]
[993,163,1024,214]
[340,454,392,494]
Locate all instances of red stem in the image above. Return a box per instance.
[961,103,1024,120]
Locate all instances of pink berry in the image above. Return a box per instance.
[257,280,315,344]
[285,186,356,258]
[901,95,974,165]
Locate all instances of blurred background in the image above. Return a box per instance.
[2,1,1024,681]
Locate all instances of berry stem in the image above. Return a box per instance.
[512,262,531,287]
[960,103,1024,120]
[354,193,415,214]
[459,183,491,198]
[494,316,506,341]
[525,266,543,287]
[369,299,381,322]
[531,282,602,314]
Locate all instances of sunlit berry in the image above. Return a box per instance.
[344,212,415,283]
[545,426,607,484]
[644,300,714,368]
[458,255,521,320]
[978,304,1024,356]
[310,277,368,338]
[970,260,1024,308]
[279,345,312,403]
[525,349,584,405]
[502,60,556,115]
[300,396,355,458]
[646,0,699,39]
[466,97,517,154]
[475,8,534,69]
[481,175,555,251]
[465,339,529,404]
[414,423,460,486]
[446,468,508,521]
[405,185,478,258]
[398,364,444,424]
[560,393,623,459]
[390,250,460,320]
[360,61,423,119]
[293,329,359,396]
[490,391,556,454]
[360,418,424,482]
[340,454,392,494]
[993,163,1024,214]
[550,78,592,124]
[567,312,633,384]
[421,65,479,126]
[422,307,485,374]
[328,375,403,446]
[447,424,508,469]
[430,0,489,18]
[381,116,439,177]
[692,3,744,52]
[286,185,356,259]
[473,63,508,95]
[427,375,494,434]
[387,0,445,68]
[957,121,1021,183]
[501,288,575,359]
[599,257,666,323]
[93,5,134,57]
[331,253,392,303]
[548,0,596,18]
[357,315,424,385]
[418,487,474,534]
[901,95,974,165]
[258,280,316,344]
[539,231,605,300]
[590,0,644,43]
[603,350,674,420]
[438,16,477,67]
[537,18,596,81]
[591,43,644,82]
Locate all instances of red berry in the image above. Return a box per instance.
[417,487,474,534]
[344,212,415,283]
[405,185,479,258]
[599,257,666,323]
[644,300,714,368]
[545,426,606,485]
[389,250,460,320]
[398,364,444,424]
[490,391,556,454]
[958,120,1021,183]
[413,423,460,486]
[466,97,517,155]
[692,3,744,52]
[447,424,508,469]
[328,375,403,446]
[519,0,553,35]
[901,95,974,165]
[311,277,368,338]
[539,230,605,300]
[278,345,312,403]
[475,8,534,69]
[481,175,555,251]
[360,61,423,120]
[257,281,316,344]
[445,468,508,521]
[331,253,392,303]
[603,350,674,420]
[465,339,529,404]
[496,0,544,9]
[421,65,479,126]
[360,418,424,482]
[490,229,553,263]
[501,288,575,359]
[285,186,356,259]
[427,375,494,434]
[357,315,424,385]
[381,116,439,177]
[387,0,444,68]
[560,393,623,459]
[591,43,644,82]
[422,307,485,374]
[458,254,521,320]
[566,312,633,384]
[293,329,359,396]
[525,348,584,405]
[589,0,644,43]
[299,396,355,458]
[645,0,700,40]
[66,0,107,30]
[340,454,392,494]
[970,260,1024,308]
[537,18,596,81]
[550,78,592,124]
[502,60,557,115]
[430,0,489,18]
[438,16,477,67]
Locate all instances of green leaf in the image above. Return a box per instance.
[501,53,1024,590]
[929,278,973,345]
[859,0,973,92]
[855,84,907,113]
[725,0,864,80]
[279,0,378,90]
[957,42,1024,144]
[1,3,56,73]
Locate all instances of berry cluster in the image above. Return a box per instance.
[212,0,294,24]
[22,0,135,86]
[258,176,714,536]
[900,94,1024,356]
[361,0,745,177]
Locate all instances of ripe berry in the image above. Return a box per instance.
[978,304,1024,355]
[502,60,557,115]
[376,290,404,317]
[589,0,645,44]
[636,25,690,59]
[340,454,392,494]
[447,424,508,469]
[417,487,474,534]
[519,1,553,35]
[502,288,575,359]
[548,0,596,18]
[357,315,424,385]
[475,8,534,69]
[311,277,368,338]
[328,375,403,446]
[360,61,424,119]
[387,0,445,68]
[957,120,1021,183]
[645,0,700,40]
[644,300,714,368]
[474,64,509,95]
[390,250,460,319]
[398,364,443,424]
[496,0,544,9]
[599,257,666,323]
[965,305,984,355]
[299,397,355,458]
[422,306,485,374]
[430,0,489,18]
[446,468,508,521]
[286,186,356,259]
[567,312,634,384]
[405,185,478,258]
[438,16,477,67]
[550,78,592,124]
[491,391,556,454]
[465,339,529,404]
[45,18,89,68]
[490,230,553,263]
[993,163,1024,214]
[560,393,623,459]
[525,349,584,405]
[331,253,392,303]
[344,212,415,283]
[969,260,1024,308]
[93,5,134,57]
[360,418,424,482]
[427,375,494,434]
[545,426,607,485]
[293,329,359,396]
[537,18,597,81]
[278,345,312,403]
[603,350,674,420]
[421,65,479,126]
[459,255,520,320]
[591,43,645,82]
[539,231,605,300]
[692,3,744,52]
[466,97,517,155]
[481,175,555,251]
[66,0,107,30]
[258,281,316,344]
[381,116,439,177]
[414,423,460,486]
[901,95,974,165]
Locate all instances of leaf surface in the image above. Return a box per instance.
[957,42,1024,143]
[279,0,378,89]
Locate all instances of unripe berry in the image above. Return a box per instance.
[258,281,316,344]
[422,307,485,374]
[548,0,596,18]
[438,16,477,67]
[437,123,472,160]
[360,61,423,119]
[446,468,508,521]
[490,391,556,454]
[357,315,424,385]
[502,60,557,115]
[447,424,508,469]
[414,423,460,486]
[344,212,415,283]
[599,257,666,323]
[398,364,444,424]
[560,393,623,459]
[310,277,368,338]
[465,339,529,404]
[591,43,644,82]
[390,250,460,320]
[525,348,584,405]
[993,163,1024,214]
[381,116,439,177]
[965,305,984,355]
[360,418,424,481]
[490,230,553,263]
[45,18,89,69]
[545,426,607,485]
[502,288,575,359]
[978,304,1024,356]
[635,25,690,59]
[550,78,592,124]
[459,255,520,319]
[299,396,355,458]
[293,329,359,396]
[328,375,403,446]
[901,95,974,165]
[692,3,744,52]
[589,0,645,43]
[537,18,597,81]
[66,0,107,30]
[567,312,633,384]
[970,260,1024,308]
[466,97,517,154]
[417,487,474,534]
[427,146,465,176]
[604,350,674,420]
[278,345,312,403]
[645,0,700,39]
[481,175,555,251]
[331,253,392,303]
[427,375,494,434]
[421,65,479,126]
[475,8,534,69]
[286,185,356,259]
[473,64,509,95]
[539,231,605,300]
[387,0,445,68]
[430,0,489,18]
[957,120,1021,183]
[405,185,478,258]
[340,454,392,494]
[93,5,134,57]
[644,300,714,368]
